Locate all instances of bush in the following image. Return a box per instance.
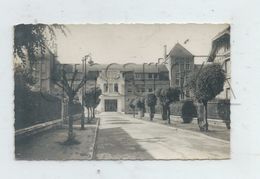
[145,93,157,120]
[15,89,62,129]
[156,87,180,123]
[133,97,145,118]
[181,100,197,123]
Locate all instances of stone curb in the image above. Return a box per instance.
[15,119,62,141]
[125,114,230,144]
[91,117,100,160]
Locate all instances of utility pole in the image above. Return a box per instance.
[81,57,87,129]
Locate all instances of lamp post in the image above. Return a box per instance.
[154,62,159,93]
[80,54,92,129]
[81,58,87,129]
[142,63,148,94]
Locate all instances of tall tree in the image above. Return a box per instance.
[84,87,102,124]
[52,64,87,142]
[129,98,136,118]
[14,24,66,67]
[145,93,157,121]
[193,64,225,131]
[156,87,180,124]
[133,97,146,118]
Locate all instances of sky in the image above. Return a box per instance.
[55,24,229,64]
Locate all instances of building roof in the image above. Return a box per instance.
[166,43,194,59]
[208,26,230,62]
[212,26,230,42]
[74,63,168,73]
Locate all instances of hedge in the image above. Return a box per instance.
[14,88,82,130]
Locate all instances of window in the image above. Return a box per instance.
[104,84,108,92]
[176,64,180,72]
[148,88,153,92]
[176,79,180,86]
[114,83,119,92]
[186,63,190,70]
[127,89,132,93]
[148,73,153,79]
[180,63,184,71]
[135,73,142,79]
[108,84,113,92]
[176,73,180,78]
[154,74,158,79]
[180,78,184,86]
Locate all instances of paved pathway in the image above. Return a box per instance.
[94,112,230,160]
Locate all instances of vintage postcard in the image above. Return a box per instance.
[14,24,231,160]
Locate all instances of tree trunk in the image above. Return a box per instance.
[167,105,171,124]
[68,97,74,140]
[149,106,155,121]
[90,108,93,120]
[197,102,205,131]
[93,107,95,119]
[197,102,209,132]
[204,102,209,131]
[162,105,167,120]
[133,107,135,118]
[81,105,85,130]
[139,109,144,118]
[87,107,90,123]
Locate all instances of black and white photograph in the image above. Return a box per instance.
[14,24,231,160]
[1,0,260,179]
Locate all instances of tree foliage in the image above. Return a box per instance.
[195,64,225,104]
[132,97,145,118]
[145,93,157,120]
[188,63,225,131]
[51,65,88,140]
[84,87,102,108]
[156,87,180,106]
[146,93,157,107]
[156,87,180,123]
[133,97,145,110]
[84,87,102,121]
[14,24,67,66]
[129,98,136,117]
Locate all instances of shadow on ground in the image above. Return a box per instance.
[15,127,96,160]
[95,127,154,160]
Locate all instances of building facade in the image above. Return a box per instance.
[67,63,170,113]
[164,43,194,99]
[208,26,231,99]
[123,64,170,113]
[31,48,57,93]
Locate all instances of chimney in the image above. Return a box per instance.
[164,45,167,59]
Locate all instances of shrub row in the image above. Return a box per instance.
[14,88,82,130]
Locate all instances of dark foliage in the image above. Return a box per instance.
[133,97,145,110]
[145,93,157,120]
[156,87,180,106]
[191,63,226,131]
[156,87,180,123]
[195,64,225,104]
[181,100,197,123]
[84,87,102,122]
[14,24,66,66]
[14,70,61,129]
[84,87,102,109]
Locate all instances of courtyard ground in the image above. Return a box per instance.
[15,123,98,160]
[94,112,230,160]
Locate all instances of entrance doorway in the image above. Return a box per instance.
[105,99,117,112]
